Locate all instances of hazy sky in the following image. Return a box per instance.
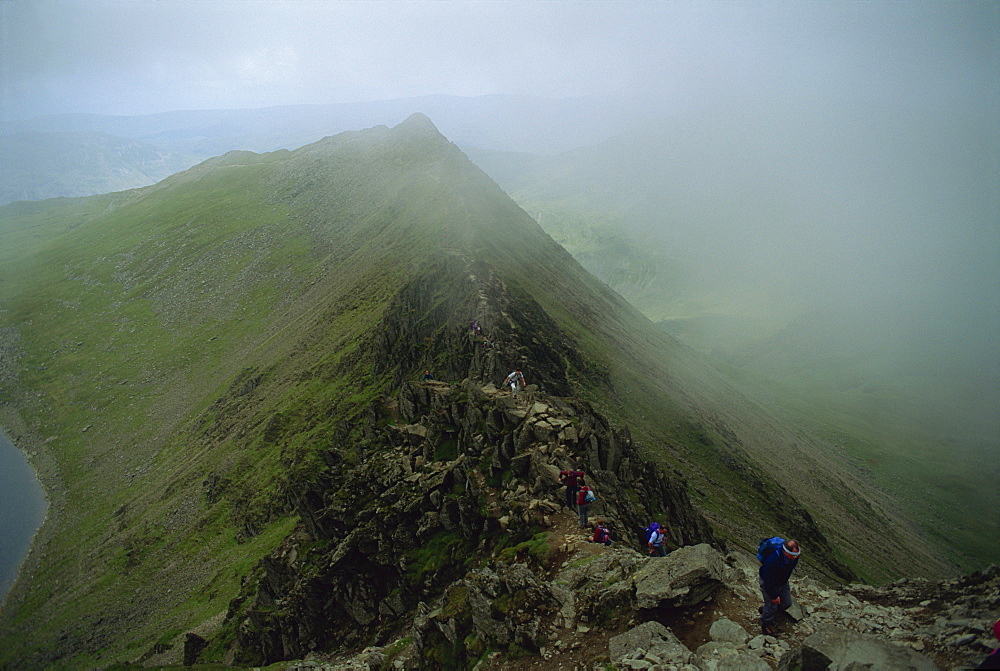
[1,0,996,120]
[0,2,996,453]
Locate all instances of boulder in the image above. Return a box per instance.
[609,620,693,666]
[715,653,771,670]
[710,617,750,646]
[634,543,726,608]
[528,402,550,415]
[695,640,771,671]
[695,640,739,660]
[785,596,805,622]
[778,625,938,670]
[557,547,646,625]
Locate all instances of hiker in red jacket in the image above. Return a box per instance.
[591,523,611,546]
[559,468,584,510]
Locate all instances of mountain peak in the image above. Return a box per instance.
[392,112,443,137]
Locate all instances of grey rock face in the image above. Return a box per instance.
[464,562,558,651]
[778,624,938,671]
[634,543,726,608]
[230,375,720,666]
[695,639,771,671]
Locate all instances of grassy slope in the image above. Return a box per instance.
[0,132,421,664]
[0,116,949,665]
[713,351,999,572]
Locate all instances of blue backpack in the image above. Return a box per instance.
[756,536,785,563]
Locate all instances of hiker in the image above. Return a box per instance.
[647,522,667,557]
[470,319,481,335]
[591,523,612,546]
[976,618,1000,669]
[558,467,585,510]
[576,485,594,527]
[759,539,800,636]
[504,370,526,396]
[421,370,434,381]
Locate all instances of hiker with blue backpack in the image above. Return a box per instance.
[757,537,801,636]
[647,522,668,557]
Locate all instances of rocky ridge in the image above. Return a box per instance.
[267,536,999,670]
[178,376,998,670]
[221,377,718,667]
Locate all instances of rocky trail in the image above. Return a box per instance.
[231,381,997,670]
[471,504,999,670]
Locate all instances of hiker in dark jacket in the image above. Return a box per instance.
[559,468,584,510]
[759,539,800,635]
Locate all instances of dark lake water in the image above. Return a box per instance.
[0,429,47,603]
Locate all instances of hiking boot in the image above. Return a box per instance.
[761,623,778,636]
[758,606,764,615]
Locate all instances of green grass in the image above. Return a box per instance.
[498,532,550,564]
[742,370,998,570]
[406,532,469,583]
[0,138,435,663]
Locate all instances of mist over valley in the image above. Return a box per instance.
[469,95,999,567]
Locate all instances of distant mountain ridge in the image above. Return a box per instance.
[0,130,198,206]
[0,114,950,666]
[8,93,646,170]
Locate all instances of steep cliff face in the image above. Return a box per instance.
[229,375,717,665]
[369,256,590,395]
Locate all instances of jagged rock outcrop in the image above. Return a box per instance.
[225,379,719,666]
[242,529,998,670]
[371,257,589,396]
[203,369,1000,669]
[461,562,559,653]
